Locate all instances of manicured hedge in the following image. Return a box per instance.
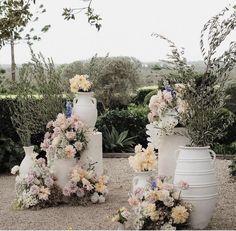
[131,86,158,105]
[96,107,149,148]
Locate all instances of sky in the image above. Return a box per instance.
[0,0,236,64]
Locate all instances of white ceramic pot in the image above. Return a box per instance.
[157,128,189,182]
[72,92,98,131]
[19,146,35,177]
[174,146,218,229]
[132,171,154,193]
[51,158,76,189]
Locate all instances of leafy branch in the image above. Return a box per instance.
[62,0,102,31]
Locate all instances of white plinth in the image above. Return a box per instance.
[80,131,103,176]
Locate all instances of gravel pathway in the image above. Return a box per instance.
[0,159,235,230]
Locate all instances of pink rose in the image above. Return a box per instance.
[74,141,83,151]
[40,138,51,151]
[128,195,140,207]
[178,180,189,190]
[163,90,173,103]
[64,145,76,158]
[46,120,53,129]
[65,131,76,140]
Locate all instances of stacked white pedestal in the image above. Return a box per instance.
[80,131,103,176]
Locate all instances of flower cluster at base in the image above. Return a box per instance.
[11,161,109,209]
[112,207,131,225]
[41,113,88,164]
[12,159,56,209]
[128,144,157,172]
[70,74,92,92]
[148,83,187,136]
[128,177,192,230]
[63,163,109,204]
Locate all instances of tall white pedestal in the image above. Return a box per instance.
[80,131,103,176]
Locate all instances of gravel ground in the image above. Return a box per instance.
[0,159,235,230]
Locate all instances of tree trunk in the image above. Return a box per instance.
[10,36,16,82]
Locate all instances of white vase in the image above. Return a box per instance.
[19,146,35,177]
[72,92,98,131]
[174,146,217,229]
[117,223,125,230]
[132,171,154,193]
[51,158,77,189]
[157,128,189,182]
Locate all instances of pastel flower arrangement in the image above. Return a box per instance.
[40,113,88,165]
[63,162,109,204]
[69,74,92,93]
[148,83,187,136]
[128,177,192,230]
[112,207,131,225]
[128,144,157,172]
[11,158,56,209]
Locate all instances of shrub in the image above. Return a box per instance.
[229,157,236,177]
[225,83,236,114]
[89,56,141,110]
[96,108,149,148]
[132,86,158,105]
[102,126,136,152]
[143,89,158,105]
[0,136,24,173]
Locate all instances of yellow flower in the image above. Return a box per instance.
[146,190,160,202]
[95,182,107,193]
[171,205,189,224]
[143,203,159,221]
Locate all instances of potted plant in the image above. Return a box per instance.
[152,5,236,229]
[70,74,97,131]
[147,82,189,181]
[128,143,157,193]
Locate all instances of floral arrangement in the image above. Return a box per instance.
[128,144,157,172]
[112,207,131,224]
[128,177,192,230]
[63,162,109,204]
[69,74,92,93]
[12,160,109,209]
[11,158,56,209]
[40,113,88,165]
[148,83,187,135]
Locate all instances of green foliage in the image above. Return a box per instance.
[229,157,236,177]
[0,136,24,173]
[225,83,236,114]
[8,51,65,146]
[144,89,158,105]
[152,5,236,146]
[0,0,50,47]
[102,126,136,153]
[62,0,102,31]
[96,108,149,148]
[212,142,236,155]
[132,86,158,105]
[90,56,141,110]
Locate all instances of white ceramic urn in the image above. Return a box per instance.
[19,146,35,177]
[174,146,218,229]
[72,92,98,131]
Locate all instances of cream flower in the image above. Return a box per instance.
[64,145,76,158]
[143,203,159,221]
[38,186,50,200]
[11,165,20,175]
[171,205,189,224]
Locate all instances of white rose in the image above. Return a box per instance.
[98,195,106,203]
[91,192,99,203]
[52,136,61,147]
[11,165,20,175]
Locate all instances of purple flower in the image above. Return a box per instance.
[25,174,35,185]
[30,185,40,195]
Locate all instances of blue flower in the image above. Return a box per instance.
[65,101,72,118]
[151,180,157,190]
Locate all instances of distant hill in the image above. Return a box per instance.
[1,60,235,86]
